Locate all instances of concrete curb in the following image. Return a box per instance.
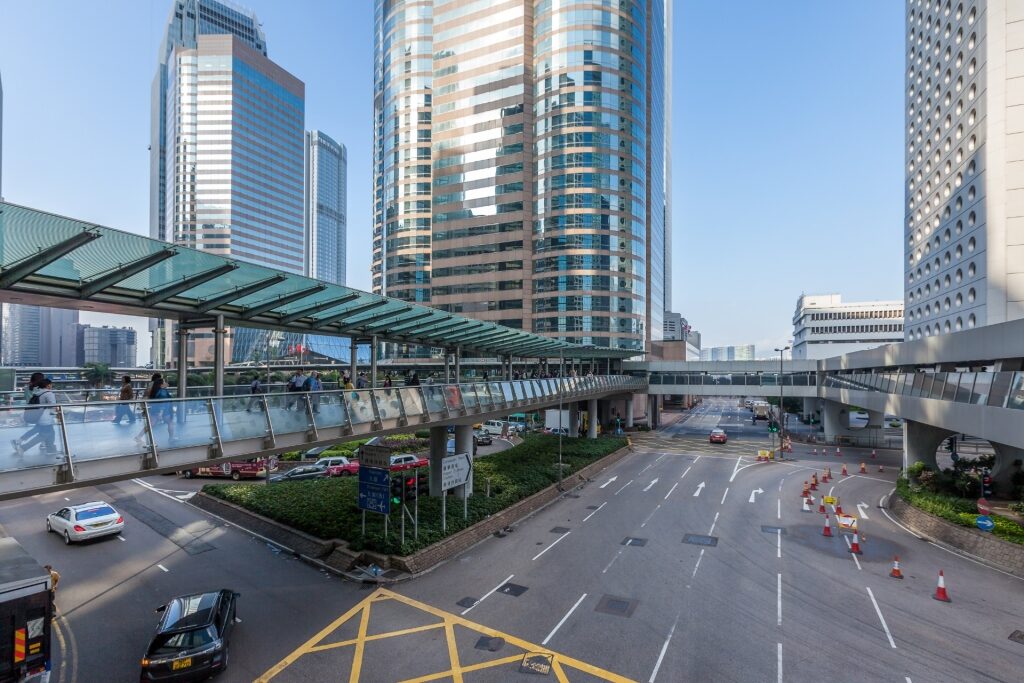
[886,491,1024,577]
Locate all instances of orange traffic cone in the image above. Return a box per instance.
[933,570,951,602]
[849,531,863,554]
[879,464,885,473]
[841,464,848,477]
[810,478,818,491]
[802,496,812,513]
[859,462,866,474]
[836,498,844,515]
[801,482,810,498]
[822,515,833,537]
[871,449,877,459]
[890,556,903,579]
[818,498,826,514]
[812,448,817,456]
[835,447,841,457]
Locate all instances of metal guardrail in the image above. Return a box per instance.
[0,376,645,496]
[823,370,1024,411]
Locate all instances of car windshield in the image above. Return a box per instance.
[148,626,217,656]
[75,506,116,520]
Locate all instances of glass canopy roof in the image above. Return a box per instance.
[0,203,639,359]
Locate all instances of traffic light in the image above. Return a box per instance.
[768,420,779,433]
[417,471,429,495]
[390,476,403,507]
[945,436,957,452]
[403,475,418,501]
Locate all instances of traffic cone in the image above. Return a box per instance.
[818,498,826,514]
[810,477,818,491]
[836,498,844,515]
[879,464,885,473]
[812,448,817,456]
[801,481,810,498]
[871,449,877,459]
[841,464,848,477]
[822,515,833,537]
[802,496,812,512]
[889,556,903,579]
[836,447,841,457]
[859,462,866,474]
[933,570,951,602]
[849,531,863,554]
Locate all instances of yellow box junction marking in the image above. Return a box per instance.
[255,587,636,683]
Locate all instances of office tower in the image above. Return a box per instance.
[79,325,138,367]
[904,1,1024,340]
[372,0,669,353]
[791,294,904,360]
[1,69,4,198]
[304,130,347,285]
[700,345,755,362]
[2,306,79,367]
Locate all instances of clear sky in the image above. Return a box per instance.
[0,0,905,362]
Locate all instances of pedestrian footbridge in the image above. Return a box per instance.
[0,376,644,500]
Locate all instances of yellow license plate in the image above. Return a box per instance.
[172,658,192,670]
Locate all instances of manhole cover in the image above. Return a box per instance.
[621,537,648,546]
[1010,630,1024,646]
[499,583,528,597]
[683,534,719,547]
[761,526,787,535]
[595,594,638,618]
[475,636,505,652]
[457,597,478,609]
[550,527,571,534]
[566,493,580,499]
[586,505,600,510]
[520,653,553,675]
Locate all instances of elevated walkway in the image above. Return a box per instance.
[0,376,644,500]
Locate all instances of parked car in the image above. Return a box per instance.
[389,454,428,471]
[46,502,124,544]
[544,427,570,436]
[140,589,238,681]
[709,428,728,444]
[473,429,492,446]
[320,457,360,477]
[181,458,277,481]
[481,419,524,436]
[269,464,329,483]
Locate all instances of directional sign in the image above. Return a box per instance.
[358,482,390,514]
[856,502,870,520]
[976,515,995,532]
[359,444,392,469]
[977,498,992,516]
[359,466,390,488]
[823,495,837,505]
[441,452,472,491]
[643,478,659,492]
[748,488,764,503]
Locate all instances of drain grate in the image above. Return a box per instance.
[595,594,638,618]
[550,526,571,534]
[456,597,478,609]
[475,636,505,652]
[761,526,787,535]
[520,653,553,675]
[683,534,719,547]
[499,582,528,597]
[1009,630,1024,646]
[621,537,648,546]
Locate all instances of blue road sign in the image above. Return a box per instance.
[358,482,390,514]
[976,515,995,532]
[359,466,390,487]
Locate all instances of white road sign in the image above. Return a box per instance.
[359,444,391,469]
[441,452,472,491]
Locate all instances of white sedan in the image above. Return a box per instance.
[46,502,124,544]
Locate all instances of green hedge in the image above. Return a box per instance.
[279,434,430,461]
[204,434,627,555]
[896,477,1024,545]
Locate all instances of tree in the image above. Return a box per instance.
[83,362,113,388]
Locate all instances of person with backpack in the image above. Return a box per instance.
[112,376,136,425]
[246,374,265,412]
[135,377,176,446]
[12,377,58,456]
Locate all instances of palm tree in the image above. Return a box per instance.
[83,362,113,388]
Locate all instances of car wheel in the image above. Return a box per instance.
[340,470,351,476]
[183,470,194,479]
[46,519,52,533]
[231,471,241,481]
[63,531,72,545]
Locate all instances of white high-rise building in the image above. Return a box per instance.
[791,294,904,360]
[904,1,1024,340]
[304,130,347,285]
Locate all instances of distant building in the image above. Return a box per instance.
[304,130,347,285]
[1,306,79,366]
[663,312,700,360]
[700,345,755,362]
[791,294,903,360]
[79,325,138,367]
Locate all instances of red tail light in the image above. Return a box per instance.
[73,525,86,532]
[116,517,123,524]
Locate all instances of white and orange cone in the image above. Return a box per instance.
[802,496,812,513]
[890,556,903,579]
[859,462,866,474]
[841,463,848,477]
[934,570,951,602]
[849,531,863,555]
[822,515,833,537]
[871,449,877,459]
[818,498,827,514]
[836,498,844,515]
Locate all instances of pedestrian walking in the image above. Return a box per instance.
[136,378,176,446]
[356,372,368,390]
[383,374,393,389]
[112,376,136,425]
[307,371,322,413]
[343,375,355,391]
[12,378,59,457]
[246,374,265,412]
[286,369,308,410]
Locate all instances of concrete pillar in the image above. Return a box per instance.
[902,419,953,473]
[349,339,358,383]
[587,398,598,439]
[454,347,461,384]
[176,326,189,399]
[625,396,634,428]
[990,442,1024,493]
[213,315,225,397]
[453,424,474,498]
[428,426,447,497]
[569,405,580,437]
[801,397,818,422]
[820,398,860,440]
[370,335,378,388]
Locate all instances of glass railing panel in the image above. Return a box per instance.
[954,373,975,404]
[399,387,427,418]
[910,373,925,398]
[215,396,271,442]
[460,384,478,411]
[941,374,959,401]
[501,383,515,403]
[153,399,214,450]
[345,390,377,425]
[970,372,992,405]
[373,389,405,422]
[1007,372,1024,411]
[265,393,313,436]
[308,391,349,430]
[477,383,494,411]
[54,401,152,463]
[531,380,544,398]
[522,382,535,400]
[422,385,448,415]
[987,372,1013,408]
[894,374,907,395]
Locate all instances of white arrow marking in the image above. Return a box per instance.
[749,488,764,503]
[643,478,659,492]
[693,482,705,497]
[857,502,870,519]
[599,476,618,489]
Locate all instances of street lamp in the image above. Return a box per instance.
[774,346,790,455]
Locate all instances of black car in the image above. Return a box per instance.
[473,430,493,446]
[269,464,328,483]
[141,589,238,681]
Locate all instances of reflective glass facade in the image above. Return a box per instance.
[305,130,347,286]
[372,0,667,353]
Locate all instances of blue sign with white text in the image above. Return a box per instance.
[359,466,390,487]
[975,515,994,532]
[358,483,390,514]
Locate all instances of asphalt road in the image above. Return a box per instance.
[1,400,1021,682]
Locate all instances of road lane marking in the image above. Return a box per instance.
[749,488,764,503]
[720,487,729,505]
[654,453,668,463]
[542,593,587,645]
[857,502,870,519]
[777,573,782,625]
[693,482,705,496]
[461,574,515,615]
[640,505,661,528]
[157,564,169,572]
[647,616,678,683]
[133,478,186,504]
[63,497,70,501]
[643,478,659,492]
[679,466,692,480]
[664,483,678,500]
[777,643,782,683]
[614,480,633,495]
[532,532,570,561]
[603,548,625,574]
[639,463,653,474]
[117,535,126,542]
[599,476,617,489]
[692,548,705,578]
[777,530,781,559]
[777,498,781,520]
[828,486,835,496]
[778,478,784,492]
[582,502,606,523]
[843,536,862,570]
[730,456,742,480]
[708,512,720,535]
[866,587,897,649]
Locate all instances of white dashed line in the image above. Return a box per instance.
[679,466,692,480]
[532,531,570,561]
[117,535,126,542]
[777,643,783,683]
[582,502,606,523]
[720,488,729,505]
[777,573,782,625]
[777,498,781,520]
[603,548,625,574]
[542,593,587,645]
[648,615,678,683]
[664,483,678,500]
[614,480,633,495]
[777,529,781,559]
[708,511,719,535]
[866,587,897,649]
[157,564,169,572]
[461,574,515,615]
[640,505,661,528]
[692,548,705,578]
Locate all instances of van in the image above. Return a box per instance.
[482,420,506,436]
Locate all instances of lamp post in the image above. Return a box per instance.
[774,346,790,454]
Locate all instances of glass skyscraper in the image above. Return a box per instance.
[372,0,668,353]
[304,130,347,285]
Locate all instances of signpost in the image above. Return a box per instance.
[440,452,472,533]
[977,498,992,516]
[359,444,392,470]
[358,465,391,538]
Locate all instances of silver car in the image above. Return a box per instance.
[47,502,124,544]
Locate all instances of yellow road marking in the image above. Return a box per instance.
[552,658,571,683]
[307,621,445,653]
[398,655,524,683]
[444,618,464,683]
[348,598,373,683]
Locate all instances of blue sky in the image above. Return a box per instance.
[0,1,905,362]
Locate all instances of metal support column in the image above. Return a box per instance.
[370,335,378,388]
[176,325,189,399]
[625,396,634,428]
[213,315,225,398]
[428,426,447,497]
[453,424,473,499]
[445,352,451,384]
[454,346,461,384]
[349,338,358,383]
[587,398,598,439]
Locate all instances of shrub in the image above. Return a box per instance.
[896,477,1024,545]
[906,461,927,479]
